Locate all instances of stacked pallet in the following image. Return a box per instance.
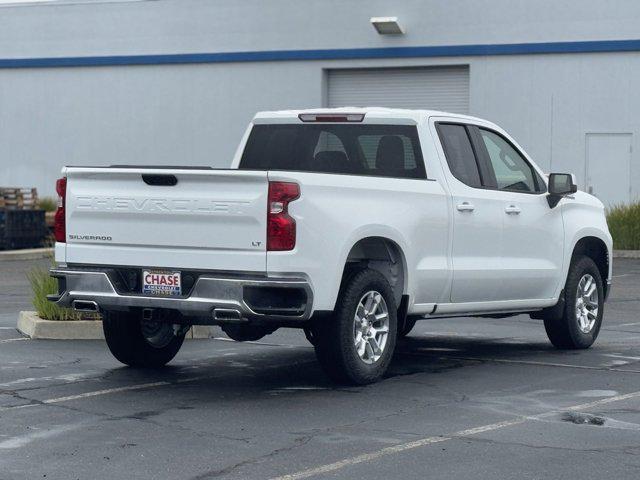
[0,187,39,210]
[0,187,45,250]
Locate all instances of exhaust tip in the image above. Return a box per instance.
[213,308,244,322]
[72,300,99,312]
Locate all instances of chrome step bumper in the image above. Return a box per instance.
[48,267,313,323]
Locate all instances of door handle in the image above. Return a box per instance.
[505,205,521,215]
[456,202,475,212]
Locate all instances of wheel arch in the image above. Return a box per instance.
[570,235,610,298]
[533,232,611,321]
[339,235,409,308]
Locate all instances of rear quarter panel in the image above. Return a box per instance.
[266,171,450,312]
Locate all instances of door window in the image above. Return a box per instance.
[479,129,540,193]
[436,124,481,188]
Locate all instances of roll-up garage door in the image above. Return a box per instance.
[327,66,469,114]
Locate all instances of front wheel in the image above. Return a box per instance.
[103,310,186,367]
[544,256,604,349]
[313,268,397,384]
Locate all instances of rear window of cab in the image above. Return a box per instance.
[239,124,427,179]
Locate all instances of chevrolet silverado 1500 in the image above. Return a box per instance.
[49,108,612,384]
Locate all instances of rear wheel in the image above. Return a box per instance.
[313,268,397,384]
[103,310,186,367]
[544,256,604,349]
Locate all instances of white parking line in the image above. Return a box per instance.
[403,352,640,373]
[0,337,28,344]
[272,434,452,480]
[603,353,640,362]
[43,381,171,405]
[271,391,640,480]
[0,372,92,388]
[1,381,172,411]
[566,390,640,411]
[0,360,318,412]
[454,357,613,370]
[213,336,312,348]
[0,424,82,450]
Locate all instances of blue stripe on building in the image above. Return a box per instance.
[1,39,639,69]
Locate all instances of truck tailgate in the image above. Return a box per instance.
[63,167,268,272]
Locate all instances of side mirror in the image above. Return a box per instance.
[547,173,577,208]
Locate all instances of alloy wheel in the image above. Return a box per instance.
[353,291,390,364]
[575,273,599,334]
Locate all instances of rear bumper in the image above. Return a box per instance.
[48,266,313,324]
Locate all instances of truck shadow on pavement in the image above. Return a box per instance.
[97,334,571,399]
[390,334,565,378]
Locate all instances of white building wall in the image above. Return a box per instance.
[2,0,639,57]
[0,0,639,197]
[474,52,640,193]
[0,62,326,193]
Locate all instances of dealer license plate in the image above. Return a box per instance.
[142,270,182,297]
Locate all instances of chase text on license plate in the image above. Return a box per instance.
[142,271,181,296]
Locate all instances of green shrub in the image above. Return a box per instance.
[607,202,640,250]
[38,196,58,212]
[27,267,100,321]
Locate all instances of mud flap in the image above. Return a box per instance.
[530,289,565,321]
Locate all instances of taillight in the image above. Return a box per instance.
[267,181,300,251]
[54,177,66,243]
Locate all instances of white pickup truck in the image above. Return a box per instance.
[49,108,612,384]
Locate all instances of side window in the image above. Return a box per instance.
[437,124,481,188]
[479,129,539,193]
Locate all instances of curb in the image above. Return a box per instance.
[613,250,640,259]
[17,311,104,340]
[0,247,53,261]
[190,325,218,339]
[17,311,217,340]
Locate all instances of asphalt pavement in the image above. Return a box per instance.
[1,257,640,479]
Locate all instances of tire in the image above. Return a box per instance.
[544,255,604,349]
[398,316,417,339]
[102,310,186,367]
[313,268,397,385]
